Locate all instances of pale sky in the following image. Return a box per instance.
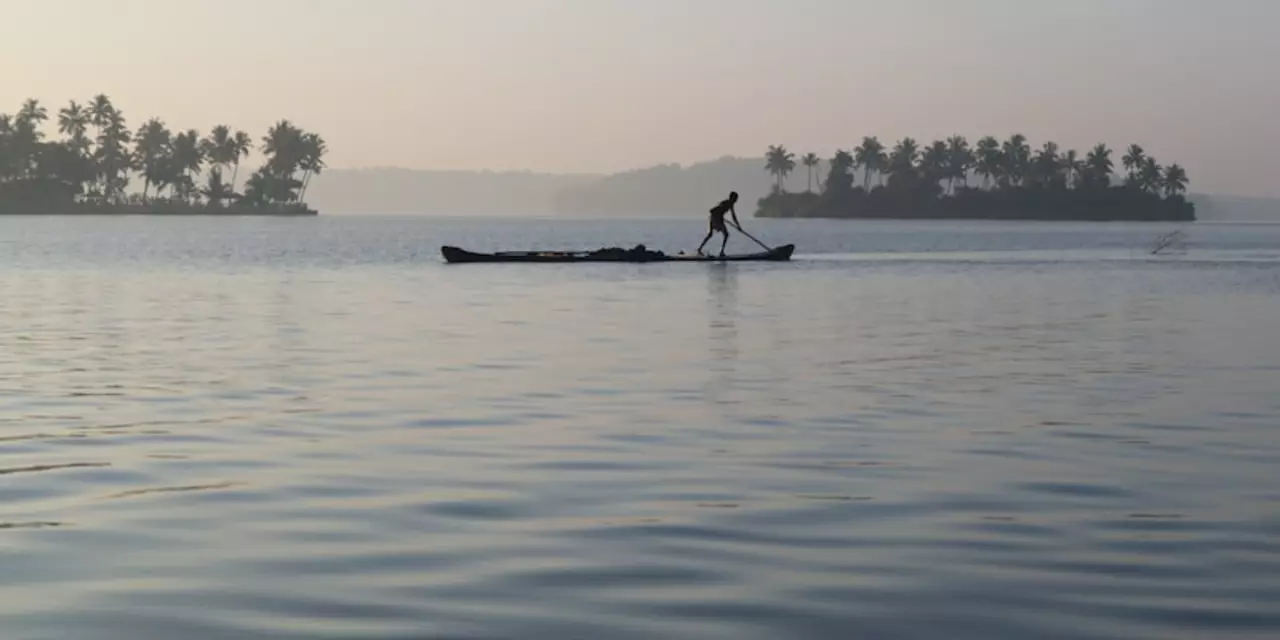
[3,0,1278,196]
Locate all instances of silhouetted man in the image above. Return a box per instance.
[698,191,740,257]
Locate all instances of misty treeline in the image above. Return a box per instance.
[0,94,326,213]
[758,136,1193,221]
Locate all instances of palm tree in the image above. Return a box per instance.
[297,132,327,203]
[57,101,89,141]
[945,135,973,193]
[886,137,919,187]
[263,120,303,174]
[201,125,235,185]
[85,94,116,198]
[94,107,131,202]
[17,99,48,132]
[919,140,948,187]
[764,144,796,193]
[1122,144,1146,183]
[260,120,309,203]
[133,118,171,200]
[1162,164,1188,196]
[170,129,204,203]
[228,130,253,194]
[10,100,49,179]
[853,136,887,188]
[88,94,114,130]
[1138,156,1163,194]
[1032,141,1061,187]
[56,101,93,195]
[1083,143,1113,188]
[800,152,820,193]
[974,136,1002,189]
[1001,134,1031,186]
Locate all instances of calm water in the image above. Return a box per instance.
[1,216,1278,639]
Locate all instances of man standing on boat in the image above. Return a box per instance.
[698,191,741,257]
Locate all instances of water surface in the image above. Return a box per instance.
[1,217,1278,639]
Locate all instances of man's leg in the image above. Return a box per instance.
[719,228,730,256]
[697,228,714,254]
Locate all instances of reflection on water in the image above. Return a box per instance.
[0,218,1278,639]
[705,265,739,406]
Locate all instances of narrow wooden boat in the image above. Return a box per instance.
[441,244,795,264]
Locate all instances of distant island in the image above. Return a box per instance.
[0,94,325,215]
[754,136,1194,221]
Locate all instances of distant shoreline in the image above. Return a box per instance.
[753,188,1194,222]
[0,202,317,216]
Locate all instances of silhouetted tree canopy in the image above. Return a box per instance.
[758,136,1194,221]
[0,94,326,214]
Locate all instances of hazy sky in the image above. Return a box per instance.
[3,0,1278,196]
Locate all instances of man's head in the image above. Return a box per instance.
[729,191,739,202]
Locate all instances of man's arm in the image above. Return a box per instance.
[730,206,741,229]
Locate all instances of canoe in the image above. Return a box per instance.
[441,243,795,264]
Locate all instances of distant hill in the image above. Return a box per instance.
[303,157,777,216]
[304,167,596,215]
[550,157,775,217]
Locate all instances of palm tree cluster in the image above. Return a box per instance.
[0,94,326,212]
[769,136,1188,197]
[759,134,1192,221]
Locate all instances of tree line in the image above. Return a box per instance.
[758,135,1193,221]
[0,94,326,213]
